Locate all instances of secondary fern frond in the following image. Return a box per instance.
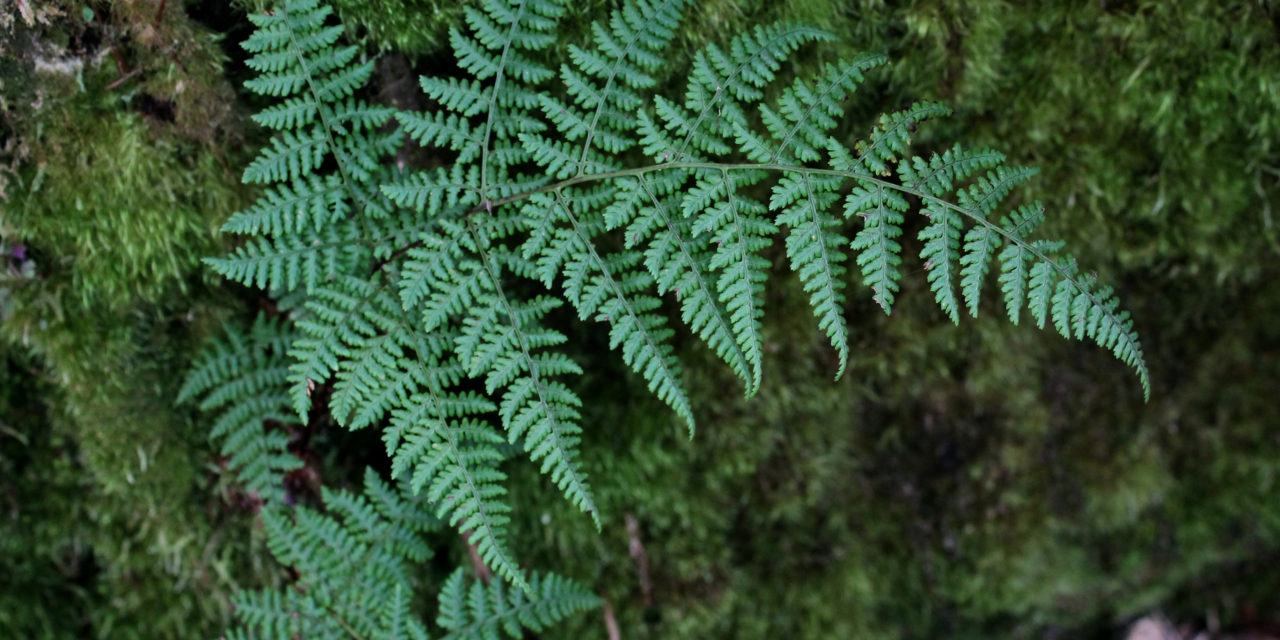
[285,273,530,587]
[844,183,908,314]
[681,169,773,392]
[464,229,597,526]
[228,470,424,640]
[179,315,302,505]
[604,170,754,388]
[225,466,596,640]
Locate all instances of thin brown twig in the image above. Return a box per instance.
[104,68,141,91]
[153,0,167,28]
[462,530,494,584]
[625,513,653,607]
[92,6,130,76]
[603,598,621,640]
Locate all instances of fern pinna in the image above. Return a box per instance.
[196,0,1151,628]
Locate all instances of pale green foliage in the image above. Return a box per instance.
[199,0,1151,630]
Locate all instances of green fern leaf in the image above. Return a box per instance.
[436,568,602,640]
[847,184,909,314]
[523,190,695,432]
[208,8,1157,630]
[857,101,952,175]
[772,171,849,376]
[681,170,773,392]
[179,315,302,505]
[918,201,963,323]
[229,469,447,639]
[604,171,754,389]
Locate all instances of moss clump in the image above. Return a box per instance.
[0,2,275,637]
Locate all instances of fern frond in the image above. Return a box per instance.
[284,270,539,587]
[752,55,886,165]
[380,584,431,640]
[388,377,522,589]
[180,315,302,504]
[206,223,368,292]
[553,0,689,173]
[242,127,328,185]
[325,468,440,564]
[772,172,849,374]
[458,231,598,527]
[222,174,348,236]
[954,166,1038,317]
[638,22,832,161]
[221,0,400,299]
[845,183,908,314]
[389,215,601,531]
[918,200,963,324]
[202,7,1157,637]
[436,568,602,640]
[856,101,952,175]
[230,469,446,640]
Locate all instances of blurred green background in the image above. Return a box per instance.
[1,0,1277,637]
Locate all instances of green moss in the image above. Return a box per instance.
[0,2,278,637]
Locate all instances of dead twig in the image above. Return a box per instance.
[603,598,621,640]
[625,513,653,606]
[104,68,140,91]
[462,530,493,585]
